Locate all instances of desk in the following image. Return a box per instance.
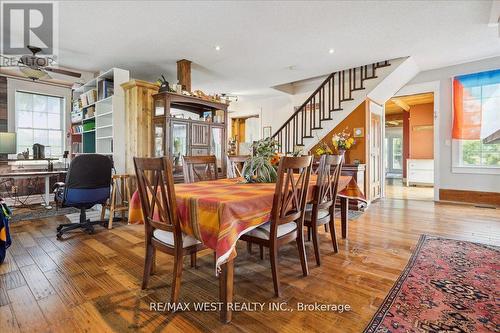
[1,171,67,209]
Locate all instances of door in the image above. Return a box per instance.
[171,121,189,178]
[152,120,165,157]
[210,126,224,169]
[191,123,210,146]
[370,113,382,200]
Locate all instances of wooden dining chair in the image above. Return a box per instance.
[182,155,218,183]
[134,157,205,304]
[241,155,313,297]
[304,154,343,266]
[226,155,249,178]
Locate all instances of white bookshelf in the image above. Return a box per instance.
[70,68,130,173]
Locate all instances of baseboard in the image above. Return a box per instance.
[439,189,500,207]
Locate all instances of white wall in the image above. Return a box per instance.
[401,56,500,194]
[229,76,326,141]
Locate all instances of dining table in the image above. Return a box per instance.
[128,175,366,323]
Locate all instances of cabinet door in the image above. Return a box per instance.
[154,96,165,116]
[191,123,209,146]
[153,120,165,157]
[171,121,188,165]
[210,126,224,168]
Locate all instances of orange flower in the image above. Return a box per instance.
[270,154,280,165]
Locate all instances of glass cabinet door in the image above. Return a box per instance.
[154,97,165,116]
[153,121,165,157]
[171,122,188,167]
[210,126,223,168]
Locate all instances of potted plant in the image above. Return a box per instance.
[242,137,281,183]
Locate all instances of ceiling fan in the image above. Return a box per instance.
[1,45,81,81]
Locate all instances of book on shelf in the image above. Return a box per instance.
[80,89,98,106]
[98,79,114,100]
[84,106,95,118]
[80,93,88,107]
[71,124,83,134]
[71,142,82,153]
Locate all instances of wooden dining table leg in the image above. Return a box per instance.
[219,259,234,323]
[340,197,349,239]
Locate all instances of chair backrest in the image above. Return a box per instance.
[313,154,343,210]
[182,155,218,183]
[226,155,249,178]
[134,157,181,241]
[269,155,313,234]
[64,154,112,205]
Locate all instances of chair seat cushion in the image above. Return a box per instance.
[245,221,297,240]
[304,204,330,221]
[153,229,201,248]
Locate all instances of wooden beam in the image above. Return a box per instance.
[177,59,192,92]
[392,98,410,112]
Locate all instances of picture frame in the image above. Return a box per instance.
[353,127,364,137]
[263,126,272,138]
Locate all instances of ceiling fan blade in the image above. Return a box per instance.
[20,66,49,80]
[44,67,81,78]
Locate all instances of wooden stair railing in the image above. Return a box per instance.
[272,61,390,154]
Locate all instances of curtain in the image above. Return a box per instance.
[452,69,500,140]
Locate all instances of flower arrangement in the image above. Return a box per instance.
[242,137,280,183]
[316,127,355,155]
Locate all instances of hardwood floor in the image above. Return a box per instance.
[385,178,434,201]
[1,199,499,333]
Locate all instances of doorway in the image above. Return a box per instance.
[230,115,259,155]
[384,93,434,201]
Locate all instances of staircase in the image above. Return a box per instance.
[271,61,392,154]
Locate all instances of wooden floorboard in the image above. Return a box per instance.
[1,199,499,332]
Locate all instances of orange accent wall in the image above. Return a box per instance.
[310,102,366,164]
[409,103,434,159]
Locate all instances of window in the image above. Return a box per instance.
[392,137,403,170]
[15,91,64,157]
[452,69,500,170]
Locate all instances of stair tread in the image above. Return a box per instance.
[311,127,323,130]
[303,135,314,138]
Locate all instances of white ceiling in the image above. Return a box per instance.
[54,0,499,96]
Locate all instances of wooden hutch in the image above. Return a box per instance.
[152,91,229,182]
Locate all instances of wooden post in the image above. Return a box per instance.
[121,80,159,189]
[177,59,192,92]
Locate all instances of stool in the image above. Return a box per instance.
[101,174,131,229]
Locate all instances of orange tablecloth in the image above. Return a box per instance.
[128,176,365,272]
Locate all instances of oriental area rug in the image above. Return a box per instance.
[364,235,499,333]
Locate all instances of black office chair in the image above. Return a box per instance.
[54,154,112,239]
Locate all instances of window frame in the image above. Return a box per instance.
[15,90,65,158]
[452,77,500,175]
